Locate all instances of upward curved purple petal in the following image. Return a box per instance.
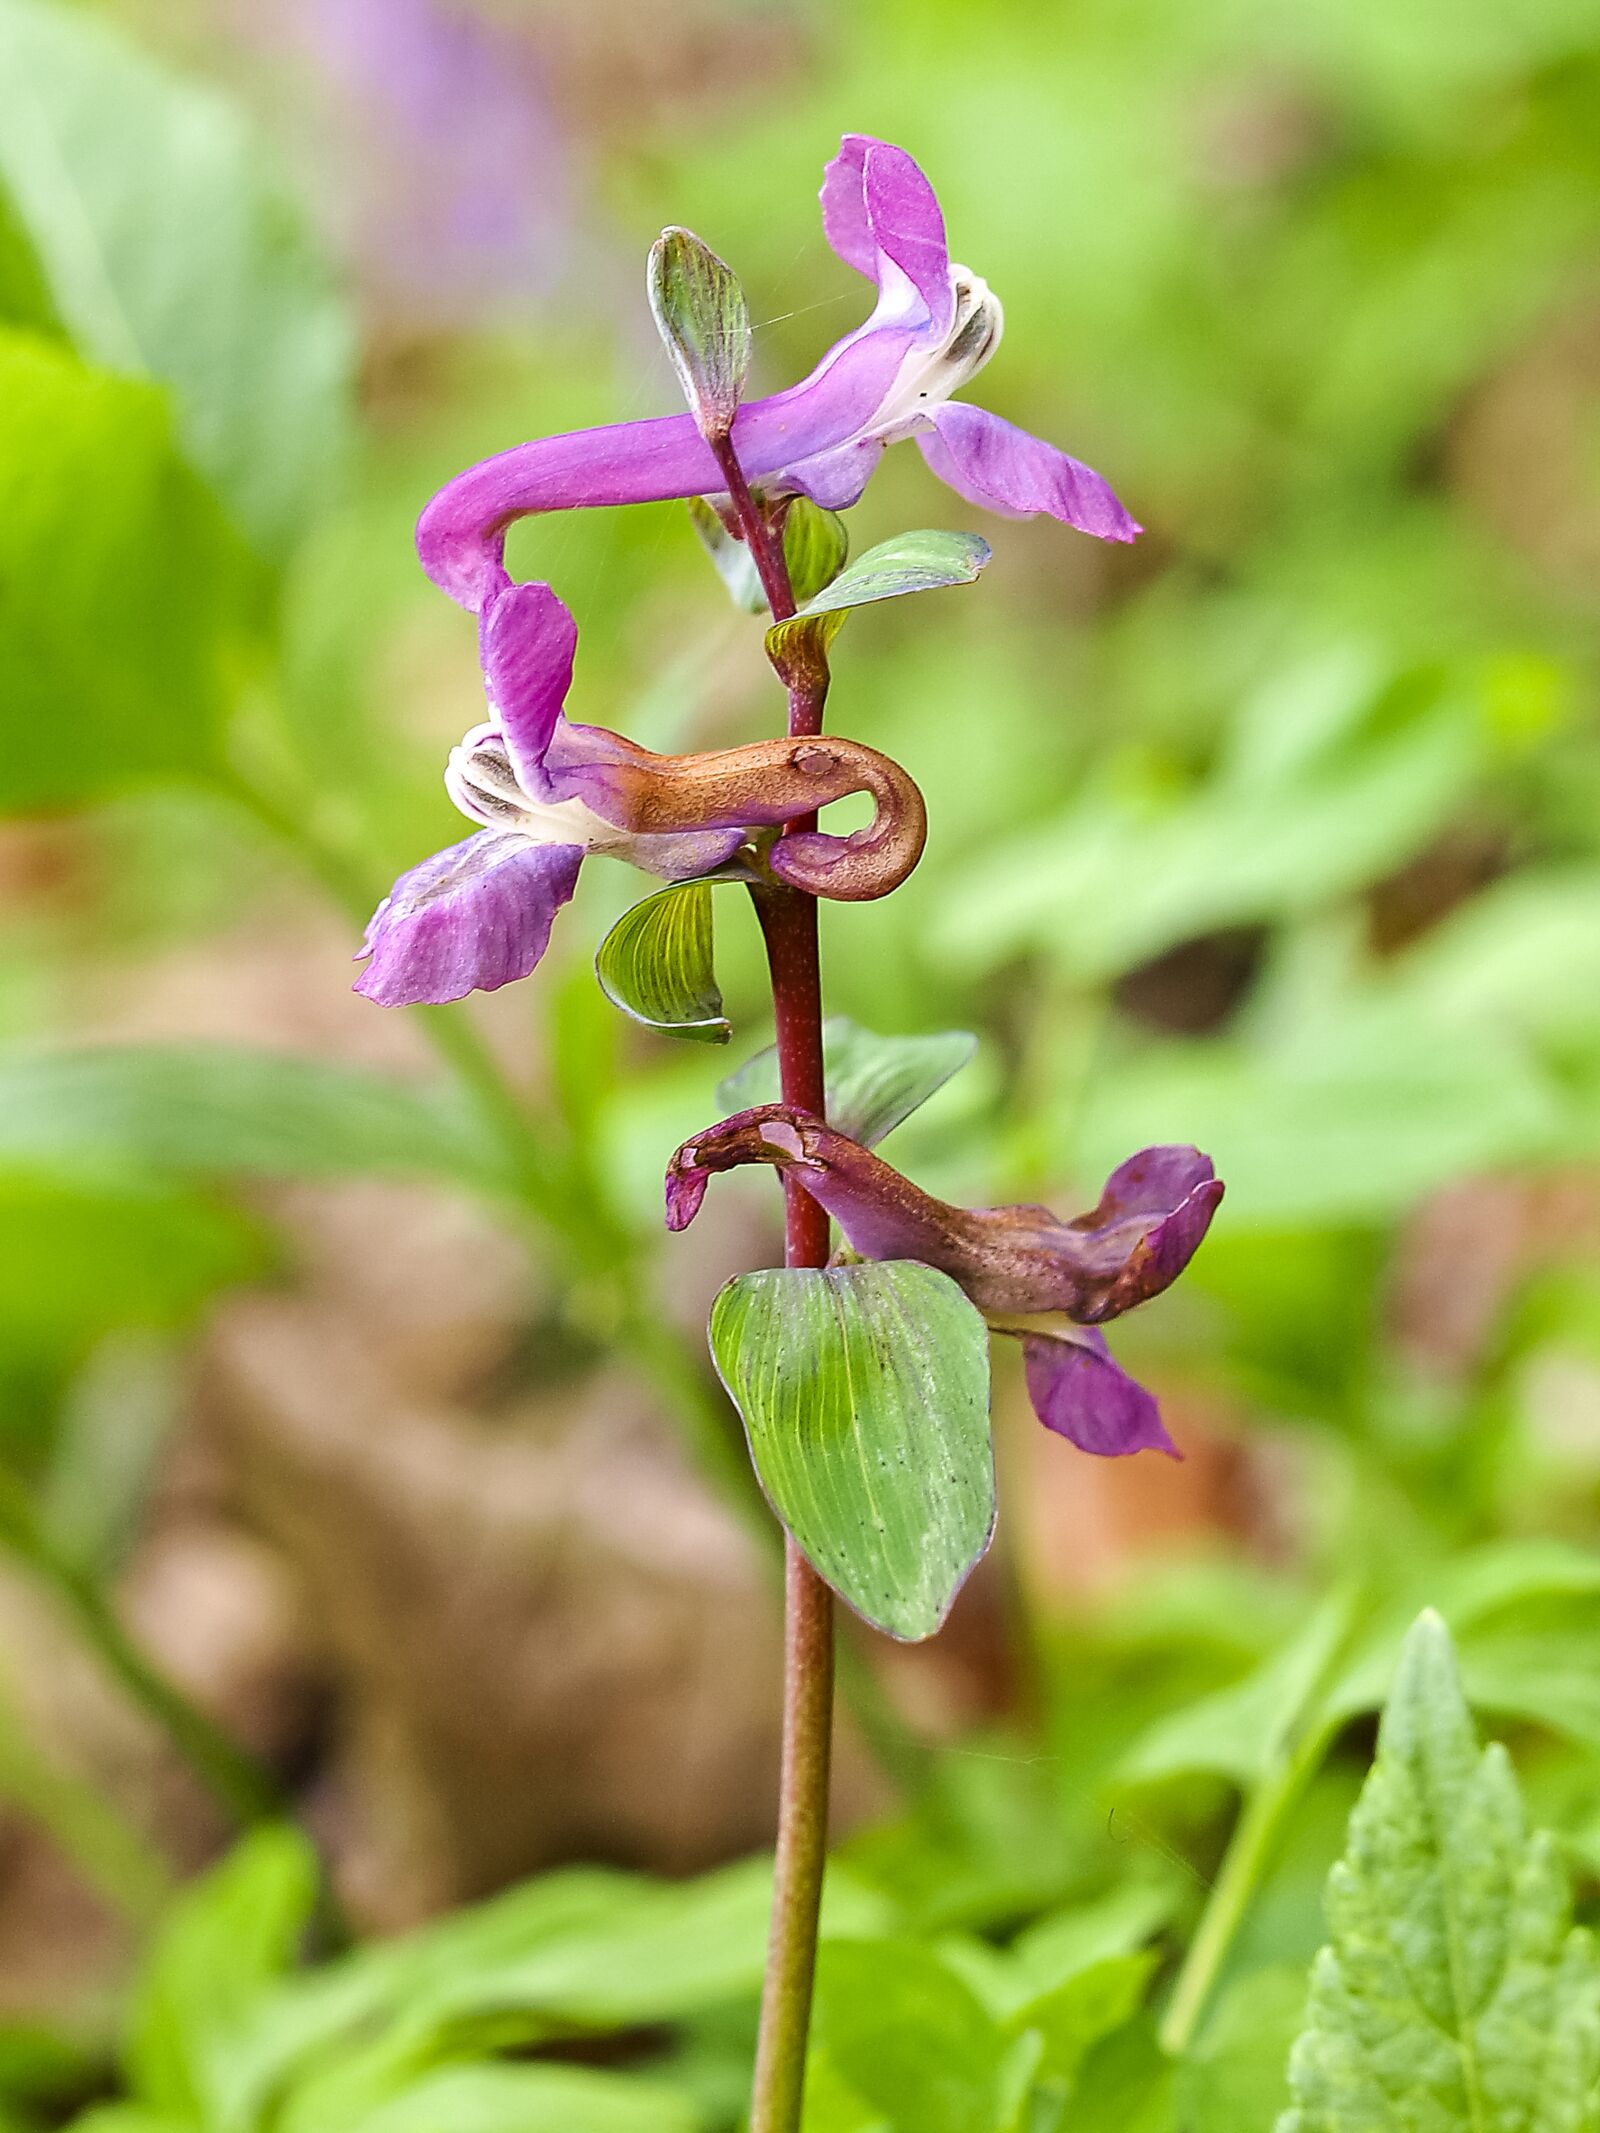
[355,832,582,1005]
[819,134,877,281]
[417,327,915,609]
[918,402,1141,541]
[478,579,577,796]
[820,135,953,335]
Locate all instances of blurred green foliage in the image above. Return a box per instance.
[0,0,1598,2123]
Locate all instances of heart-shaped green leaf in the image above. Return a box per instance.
[708,1261,994,1640]
[595,879,739,1043]
[717,1018,977,1147]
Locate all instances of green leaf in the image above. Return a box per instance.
[717,1018,977,1147]
[126,1825,322,2124]
[782,498,850,607]
[707,1262,994,1640]
[0,0,352,555]
[0,329,257,811]
[0,1046,498,1190]
[286,2058,700,2133]
[809,1938,1013,2133]
[595,878,739,1044]
[1176,1966,1304,2133]
[648,225,749,438]
[1279,1611,1600,2133]
[1009,1954,1158,2093]
[686,496,765,612]
[794,530,993,618]
[686,495,848,615]
[764,529,990,669]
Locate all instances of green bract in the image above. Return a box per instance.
[594,878,736,1044]
[647,226,751,442]
[707,1261,994,1640]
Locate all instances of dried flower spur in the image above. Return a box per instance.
[666,1106,1222,1457]
[418,133,1139,611]
[355,580,926,1005]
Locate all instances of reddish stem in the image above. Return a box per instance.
[713,430,837,2133]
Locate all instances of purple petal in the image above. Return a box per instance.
[919,402,1141,542]
[819,136,954,337]
[477,580,577,796]
[354,833,582,1006]
[663,1108,1221,1326]
[819,134,877,281]
[1021,1330,1179,1459]
[418,327,915,609]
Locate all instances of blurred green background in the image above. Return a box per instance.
[2,0,1600,2126]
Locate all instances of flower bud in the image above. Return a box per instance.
[647,226,751,442]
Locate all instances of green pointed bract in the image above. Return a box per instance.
[647,226,750,442]
[1279,1610,1600,2133]
[708,1261,995,1641]
[717,1017,977,1148]
[594,878,739,1044]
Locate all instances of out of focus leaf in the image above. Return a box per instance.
[1173,1965,1303,2133]
[285,2058,700,2133]
[232,1857,890,2117]
[939,652,1496,984]
[127,1825,321,2125]
[1010,1954,1157,2096]
[0,329,256,811]
[0,0,352,554]
[1075,1007,1563,1228]
[0,1047,497,1189]
[709,1262,994,1640]
[1281,1612,1600,2132]
[809,1938,1014,2133]
[595,878,739,1043]
[0,1172,264,1456]
[717,1019,977,1147]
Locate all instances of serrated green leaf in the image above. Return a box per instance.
[0,328,257,811]
[594,878,738,1043]
[648,225,749,438]
[708,1262,994,1640]
[717,1019,977,1147]
[0,1046,498,1190]
[1279,1611,1600,2133]
[0,0,352,555]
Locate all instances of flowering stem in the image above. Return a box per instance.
[712,436,837,2133]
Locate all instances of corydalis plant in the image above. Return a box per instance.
[357,133,1213,2133]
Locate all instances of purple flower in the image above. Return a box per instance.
[356,583,927,1005]
[417,133,1141,611]
[665,1107,1222,1457]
